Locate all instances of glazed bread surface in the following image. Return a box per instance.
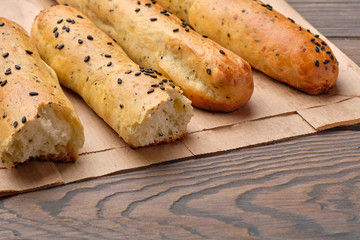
[0,18,84,168]
[31,5,193,148]
[156,0,339,95]
[56,0,254,112]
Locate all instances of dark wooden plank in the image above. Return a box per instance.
[0,1,359,239]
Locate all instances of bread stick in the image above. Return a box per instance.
[0,18,84,168]
[31,5,193,148]
[156,0,339,95]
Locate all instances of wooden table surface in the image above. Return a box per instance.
[1,1,360,239]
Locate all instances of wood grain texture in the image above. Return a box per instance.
[1,1,360,239]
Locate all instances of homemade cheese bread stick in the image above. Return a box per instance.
[156,0,339,95]
[31,5,193,148]
[56,0,254,112]
[0,18,84,168]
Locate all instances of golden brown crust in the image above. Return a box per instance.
[31,5,192,147]
[157,0,339,95]
[0,17,84,167]
[56,0,254,112]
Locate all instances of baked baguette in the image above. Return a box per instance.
[56,0,254,112]
[155,0,339,95]
[0,18,84,169]
[31,5,193,148]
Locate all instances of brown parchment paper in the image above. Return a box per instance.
[1,0,360,196]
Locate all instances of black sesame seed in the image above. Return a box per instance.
[2,112,6,118]
[173,28,179,32]
[145,3,151,7]
[321,41,327,46]
[310,38,315,42]
[137,0,141,4]
[84,56,90,62]
[62,25,67,30]
[298,27,302,30]
[113,38,117,43]
[77,15,84,19]
[151,83,159,87]
[107,62,112,67]
[53,26,58,33]
[147,88,155,94]
[65,27,70,32]
[315,47,320,53]
[0,23,5,27]
[206,68,211,75]
[315,60,320,67]
[57,19,63,24]
[87,35,94,40]
[162,79,167,83]
[288,17,295,23]
[150,18,157,21]
[22,116,27,124]
[321,46,325,50]
[107,42,113,45]
[135,8,140,12]
[55,32,59,38]
[219,50,225,55]
[71,20,76,24]
[160,86,165,90]
[57,44,65,50]
[5,68,11,75]
[135,72,141,76]
[0,80,7,87]
[2,52,9,58]
[307,29,311,33]
[323,60,330,64]
[117,78,122,84]
[185,27,189,32]
[169,84,175,88]
[120,104,124,109]
[78,39,83,44]
[13,121,18,128]
[202,35,208,38]
[66,18,72,23]
[26,50,33,55]
[330,54,334,60]
[150,74,157,78]
[315,34,320,38]
[181,22,187,28]
[29,92,39,96]
[169,79,173,82]
[125,70,132,74]
[326,51,332,55]
[15,65,21,70]
[315,42,321,47]
[105,54,111,58]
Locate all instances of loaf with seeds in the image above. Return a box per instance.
[56,0,254,112]
[156,0,339,95]
[31,5,193,148]
[0,18,84,168]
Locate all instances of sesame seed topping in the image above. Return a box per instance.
[77,15,84,19]
[315,34,320,38]
[57,44,65,49]
[135,72,141,76]
[2,52,9,58]
[65,27,70,32]
[150,74,157,78]
[160,86,165,90]
[13,121,18,128]
[55,32,59,38]
[87,35,94,40]
[330,54,334,60]
[107,42,113,45]
[135,8,140,13]
[5,68,11,75]
[321,46,325,50]
[120,104,124,109]
[57,19,63,24]
[53,27,58,33]
[162,79,167,83]
[169,84,175,88]
[152,83,159,87]
[310,38,315,42]
[22,116,27,123]
[147,88,155,94]
[15,65,21,70]
[315,60,320,67]
[173,28,179,32]
[137,0,141,4]
[219,50,225,55]
[185,27,189,32]
[66,18,72,23]
[78,39,83,44]
[323,60,330,64]
[0,80,7,87]
[107,62,112,67]
[29,92,39,96]
[315,47,320,53]
[125,70,132,74]
[117,78,122,84]
[26,50,33,55]
[0,23,5,27]
[206,68,211,75]
[2,112,6,118]
[315,42,321,47]
[288,17,295,23]
[84,56,90,62]
[150,18,158,21]
[202,35,208,38]
[326,51,331,55]
[105,54,111,58]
